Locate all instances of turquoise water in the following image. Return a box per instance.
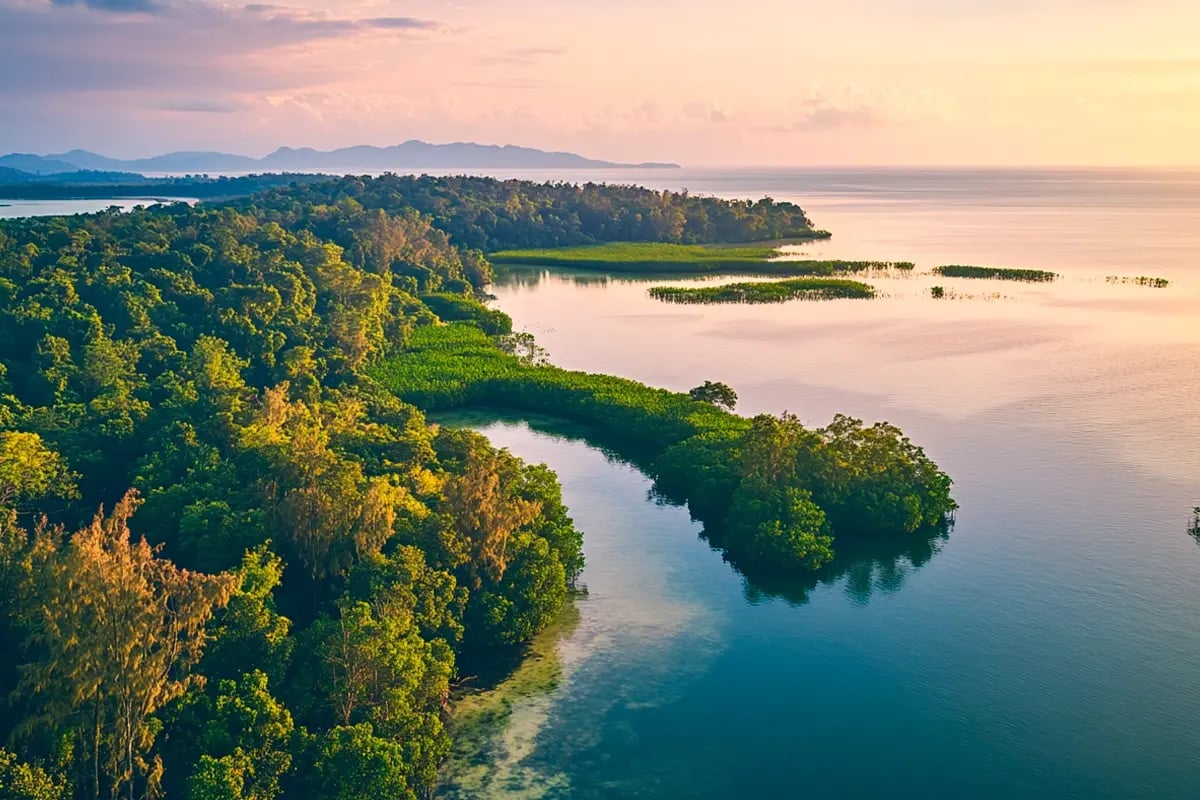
[443,169,1200,798]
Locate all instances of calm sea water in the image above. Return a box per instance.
[0,198,191,219]
[441,168,1200,799]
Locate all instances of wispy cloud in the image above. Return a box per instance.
[478,47,565,67]
[683,102,732,124]
[50,0,161,13]
[151,98,252,114]
[367,16,441,30]
[765,88,890,132]
[0,0,444,99]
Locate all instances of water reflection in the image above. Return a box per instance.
[497,267,615,288]
[435,408,947,610]
[738,524,949,607]
[496,265,754,288]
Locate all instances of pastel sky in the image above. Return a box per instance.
[1,0,1198,165]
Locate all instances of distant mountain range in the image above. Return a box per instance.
[0,141,680,176]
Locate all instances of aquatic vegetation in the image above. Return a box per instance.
[1190,507,1200,539]
[1106,275,1170,288]
[373,323,958,575]
[934,265,1058,282]
[930,286,946,298]
[491,243,779,271]
[491,243,911,275]
[647,277,875,304]
[421,292,514,335]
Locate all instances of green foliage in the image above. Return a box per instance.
[433,427,578,648]
[167,671,294,800]
[731,485,834,570]
[187,752,252,800]
[0,187,588,800]
[420,293,512,336]
[237,176,827,251]
[0,431,77,509]
[492,243,908,276]
[930,286,945,298]
[375,324,956,574]
[495,331,550,366]
[202,546,294,685]
[689,381,738,411]
[1106,275,1170,288]
[303,724,419,800]
[933,265,1058,282]
[649,277,875,304]
[0,748,70,800]
[491,243,780,269]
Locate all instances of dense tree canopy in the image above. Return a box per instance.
[234,174,825,252]
[0,183,587,800]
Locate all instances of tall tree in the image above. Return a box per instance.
[441,438,542,585]
[18,492,235,800]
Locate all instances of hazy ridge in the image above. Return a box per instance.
[0,140,680,176]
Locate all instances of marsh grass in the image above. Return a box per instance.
[1106,275,1170,288]
[491,243,914,275]
[647,277,876,304]
[934,265,1058,282]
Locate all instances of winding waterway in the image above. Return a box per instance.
[441,169,1200,799]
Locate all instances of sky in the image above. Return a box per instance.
[1,0,1198,166]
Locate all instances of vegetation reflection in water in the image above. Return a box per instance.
[431,411,949,796]
[373,322,957,577]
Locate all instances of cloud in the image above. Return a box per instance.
[683,101,731,124]
[777,88,889,131]
[152,98,251,114]
[478,47,565,67]
[0,0,444,100]
[366,16,440,30]
[50,0,160,13]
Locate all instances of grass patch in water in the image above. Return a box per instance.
[1106,275,1170,288]
[491,242,912,275]
[933,265,1058,282]
[647,277,876,304]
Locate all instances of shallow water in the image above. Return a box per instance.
[442,168,1200,799]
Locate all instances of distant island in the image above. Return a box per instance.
[0,140,680,176]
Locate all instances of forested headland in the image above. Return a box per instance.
[0,176,953,800]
